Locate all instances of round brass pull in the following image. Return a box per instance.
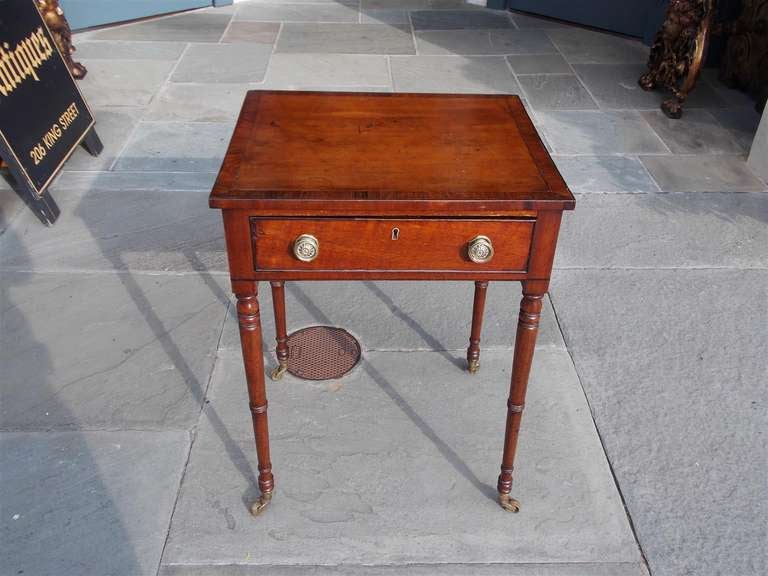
[467,235,494,264]
[293,234,319,262]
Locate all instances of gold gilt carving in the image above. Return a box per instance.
[720,0,768,111]
[639,0,715,118]
[37,0,86,79]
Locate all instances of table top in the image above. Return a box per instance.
[210,91,574,215]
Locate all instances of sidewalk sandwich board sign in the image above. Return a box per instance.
[0,0,102,225]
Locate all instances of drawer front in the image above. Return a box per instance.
[251,218,533,272]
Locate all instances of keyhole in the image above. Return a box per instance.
[391,227,400,240]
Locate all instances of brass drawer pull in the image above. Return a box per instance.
[293,234,319,262]
[467,235,494,264]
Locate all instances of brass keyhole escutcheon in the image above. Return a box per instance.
[391,227,400,240]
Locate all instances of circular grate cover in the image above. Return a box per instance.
[284,326,361,381]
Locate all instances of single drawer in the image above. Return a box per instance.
[251,218,534,272]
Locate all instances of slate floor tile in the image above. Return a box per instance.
[537,110,668,155]
[64,107,144,170]
[0,188,224,272]
[217,281,565,353]
[78,59,174,107]
[74,40,187,60]
[92,13,231,42]
[276,23,415,54]
[552,155,659,193]
[114,122,234,173]
[362,0,428,8]
[221,21,280,44]
[511,12,571,29]
[640,155,767,192]
[172,43,271,83]
[710,107,762,153]
[0,431,188,576]
[145,83,251,122]
[507,53,571,74]
[416,29,555,55]
[641,109,745,154]
[555,193,768,269]
[161,349,643,570]
[411,9,512,29]
[0,273,226,430]
[549,269,767,576]
[573,63,726,110]
[360,9,410,24]
[518,74,597,110]
[235,2,359,23]
[546,28,648,64]
[263,54,391,89]
[52,171,217,193]
[390,56,520,93]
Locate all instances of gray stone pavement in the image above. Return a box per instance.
[1,1,766,575]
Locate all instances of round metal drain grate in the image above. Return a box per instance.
[284,326,361,381]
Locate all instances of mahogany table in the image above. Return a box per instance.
[210,91,575,516]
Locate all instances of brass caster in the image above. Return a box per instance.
[467,359,480,374]
[270,364,288,381]
[499,493,520,513]
[249,491,273,517]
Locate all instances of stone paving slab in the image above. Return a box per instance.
[641,109,745,154]
[53,170,217,192]
[536,111,668,155]
[160,563,650,576]
[92,12,231,42]
[555,192,768,269]
[75,40,188,60]
[549,270,767,576]
[0,430,188,576]
[145,83,253,123]
[276,23,416,55]
[552,156,660,193]
[114,122,234,173]
[65,107,144,171]
[545,28,648,65]
[572,63,726,110]
[172,44,272,83]
[414,29,556,55]
[411,9,512,29]
[640,155,767,192]
[161,349,644,572]
[517,74,597,110]
[78,59,175,107]
[390,55,520,93]
[263,54,391,89]
[235,2,359,23]
[0,189,224,273]
[0,272,226,430]
[507,53,571,74]
[217,281,565,353]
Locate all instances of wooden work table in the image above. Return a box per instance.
[210,91,575,516]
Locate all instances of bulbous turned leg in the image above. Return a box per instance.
[466,281,488,375]
[269,281,289,381]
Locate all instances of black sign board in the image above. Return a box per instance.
[0,0,101,224]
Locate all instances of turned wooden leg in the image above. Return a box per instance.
[269,281,289,381]
[497,282,545,512]
[466,281,489,374]
[235,289,275,516]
